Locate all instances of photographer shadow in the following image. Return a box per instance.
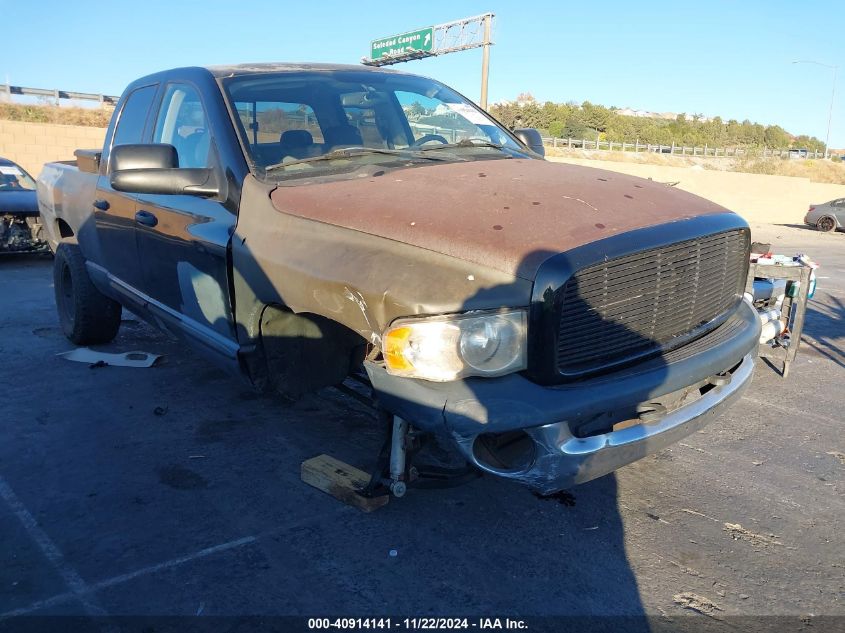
[360,248,677,629]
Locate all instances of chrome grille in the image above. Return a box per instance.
[556,230,748,376]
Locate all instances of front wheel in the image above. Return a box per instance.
[53,243,122,345]
[816,215,837,232]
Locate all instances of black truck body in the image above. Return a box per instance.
[37,64,760,493]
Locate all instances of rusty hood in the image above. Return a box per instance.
[269,158,731,280]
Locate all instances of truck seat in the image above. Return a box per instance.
[279,130,317,159]
[179,129,211,168]
[322,125,363,150]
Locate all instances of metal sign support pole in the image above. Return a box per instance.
[480,14,492,110]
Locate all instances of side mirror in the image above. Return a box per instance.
[110,143,219,197]
[112,143,178,171]
[512,128,545,157]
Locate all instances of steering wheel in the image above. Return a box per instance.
[411,134,449,147]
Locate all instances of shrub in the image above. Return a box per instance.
[0,103,111,127]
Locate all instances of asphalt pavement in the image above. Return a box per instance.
[0,223,842,631]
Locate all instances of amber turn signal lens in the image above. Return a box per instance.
[384,325,414,371]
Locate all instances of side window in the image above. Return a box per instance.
[265,102,323,144]
[110,85,157,161]
[233,100,325,162]
[234,101,324,143]
[394,89,496,146]
[153,84,211,169]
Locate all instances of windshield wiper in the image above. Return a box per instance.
[420,139,505,152]
[265,146,456,172]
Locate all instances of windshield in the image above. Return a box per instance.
[0,163,36,191]
[222,70,527,179]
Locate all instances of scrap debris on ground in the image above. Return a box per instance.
[723,523,783,548]
[57,348,162,368]
[672,592,724,618]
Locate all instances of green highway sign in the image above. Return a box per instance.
[371,27,434,60]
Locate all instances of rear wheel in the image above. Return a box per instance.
[53,243,122,345]
[816,215,837,232]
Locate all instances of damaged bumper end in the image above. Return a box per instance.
[366,299,760,493]
[505,353,753,492]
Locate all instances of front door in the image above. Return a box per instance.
[93,84,158,290]
[135,82,237,350]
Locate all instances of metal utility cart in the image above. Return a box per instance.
[745,261,813,378]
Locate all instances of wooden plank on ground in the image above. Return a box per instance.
[301,454,388,513]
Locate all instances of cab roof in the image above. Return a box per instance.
[204,62,408,78]
[125,63,418,96]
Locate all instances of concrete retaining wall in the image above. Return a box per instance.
[547,156,845,227]
[0,120,107,177]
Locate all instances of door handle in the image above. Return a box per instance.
[135,210,158,227]
[93,199,110,211]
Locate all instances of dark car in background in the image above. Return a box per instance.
[805,198,845,233]
[0,157,48,253]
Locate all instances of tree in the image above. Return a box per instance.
[563,119,591,140]
[488,96,823,149]
[406,101,427,118]
[763,125,789,148]
[580,101,612,132]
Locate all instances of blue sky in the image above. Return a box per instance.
[3,0,843,146]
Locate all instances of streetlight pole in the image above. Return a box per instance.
[826,66,838,159]
[792,60,838,159]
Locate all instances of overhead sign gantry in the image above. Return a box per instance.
[362,13,495,110]
[371,28,434,61]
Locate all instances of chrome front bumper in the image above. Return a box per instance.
[475,352,754,492]
[366,300,760,493]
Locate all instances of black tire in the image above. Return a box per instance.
[816,215,837,233]
[53,243,121,345]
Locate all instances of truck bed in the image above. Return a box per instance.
[36,159,99,252]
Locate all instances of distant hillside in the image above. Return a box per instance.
[490,95,826,152]
[0,99,826,154]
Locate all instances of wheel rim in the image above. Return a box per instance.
[818,217,835,232]
[60,262,75,328]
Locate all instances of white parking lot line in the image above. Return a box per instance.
[1,507,344,618]
[1,534,257,618]
[91,535,257,592]
[0,475,111,622]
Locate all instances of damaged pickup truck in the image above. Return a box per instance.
[1,157,48,253]
[37,64,761,494]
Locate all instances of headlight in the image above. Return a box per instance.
[383,310,527,382]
